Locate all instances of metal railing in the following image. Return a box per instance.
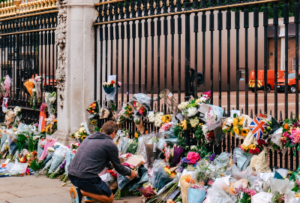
[0,9,58,123]
[94,0,300,170]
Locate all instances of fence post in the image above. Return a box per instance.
[184,0,191,148]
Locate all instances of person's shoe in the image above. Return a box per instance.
[70,187,83,203]
[84,197,95,203]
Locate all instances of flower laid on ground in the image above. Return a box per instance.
[70,124,88,143]
[239,144,261,154]
[222,114,249,138]
[196,91,211,105]
[154,112,164,127]
[178,101,189,111]
[186,151,201,164]
[147,112,156,122]
[161,115,172,124]
[159,122,173,133]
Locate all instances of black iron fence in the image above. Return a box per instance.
[94,0,300,170]
[0,11,58,123]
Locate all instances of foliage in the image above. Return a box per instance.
[16,133,28,152]
[30,160,44,171]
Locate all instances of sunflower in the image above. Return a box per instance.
[134,132,139,138]
[241,129,249,137]
[54,119,58,123]
[233,126,239,135]
[241,144,248,150]
[161,116,167,123]
[81,135,87,140]
[41,129,45,133]
[70,134,75,138]
[233,118,239,126]
[238,117,245,126]
[45,125,51,133]
[165,115,172,123]
[91,120,96,125]
[248,144,257,150]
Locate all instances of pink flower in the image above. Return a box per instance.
[203,91,211,98]
[291,128,300,144]
[186,152,201,164]
[118,81,122,87]
[159,122,173,133]
[92,107,95,109]
[247,190,256,196]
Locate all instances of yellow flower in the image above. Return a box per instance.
[45,125,51,133]
[178,119,188,130]
[249,144,256,150]
[230,133,235,137]
[70,134,75,138]
[161,116,167,123]
[238,117,245,126]
[81,135,87,140]
[241,129,249,137]
[241,144,248,150]
[233,118,238,126]
[164,167,171,175]
[41,129,45,133]
[165,115,172,123]
[233,126,239,135]
[91,120,96,125]
[54,119,57,123]
[195,99,200,103]
[134,132,139,138]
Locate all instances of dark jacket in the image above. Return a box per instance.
[68,132,131,179]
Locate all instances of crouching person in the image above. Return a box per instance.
[68,121,137,203]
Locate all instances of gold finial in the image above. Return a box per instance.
[174,0,176,5]
[112,9,114,15]
[106,9,109,15]
[123,6,125,13]
[101,10,104,16]
[141,3,143,10]
[129,5,131,12]
[147,2,149,9]
[166,0,169,7]
[117,7,120,14]
[134,4,137,11]
[153,1,156,8]
[181,0,183,4]
[160,1,163,8]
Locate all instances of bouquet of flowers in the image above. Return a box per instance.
[281,117,300,150]
[222,114,250,138]
[70,123,89,143]
[159,89,178,114]
[147,112,165,127]
[116,104,134,125]
[32,75,42,100]
[103,75,121,101]
[13,106,22,127]
[130,93,151,117]
[86,101,99,119]
[195,91,211,105]
[30,89,38,110]
[234,187,257,203]
[45,92,56,116]
[1,76,11,113]
[239,143,261,154]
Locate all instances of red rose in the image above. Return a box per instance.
[110,80,115,85]
[207,131,215,141]
[249,148,260,154]
[257,139,266,145]
[89,110,92,113]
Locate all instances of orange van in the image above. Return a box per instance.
[277,71,300,93]
[248,70,285,92]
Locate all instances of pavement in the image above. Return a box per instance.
[0,175,142,203]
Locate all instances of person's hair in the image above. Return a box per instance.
[102,120,119,135]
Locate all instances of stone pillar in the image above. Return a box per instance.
[53,0,97,144]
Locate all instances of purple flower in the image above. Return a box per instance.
[208,154,216,162]
[181,157,190,164]
[34,123,39,127]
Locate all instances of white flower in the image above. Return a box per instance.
[155,119,163,127]
[75,132,81,139]
[190,117,199,128]
[187,107,198,117]
[178,102,189,110]
[80,123,84,127]
[202,124,208,134]
[49,97,56,104]
[79,127,85,133]
[148,112,156,122]
[32,88,36,92]
[13,106,21,114]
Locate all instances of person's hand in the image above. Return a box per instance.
[129,170,138,179]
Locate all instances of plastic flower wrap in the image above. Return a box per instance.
[159,89,179,114]
[48,146,67,173]
[152,166,174,191]
[232,147,254,171]
[103,75,120,101]
[130,93,151,117]
[222,114,250,138]
[32,75,42,100]
[45,92,56,116]
[139,182,157,198]
[186,152,201,164]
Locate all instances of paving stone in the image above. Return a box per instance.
[0,193,19,200]
[9,187,66,198]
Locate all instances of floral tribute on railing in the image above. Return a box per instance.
[2,81,300,202]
